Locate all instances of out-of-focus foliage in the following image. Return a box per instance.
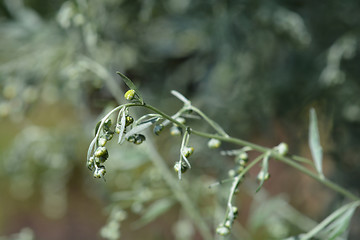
[1,0,360,239]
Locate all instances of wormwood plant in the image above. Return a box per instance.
[87,72,359,239]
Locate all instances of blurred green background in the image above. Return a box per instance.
[1,0,360,239]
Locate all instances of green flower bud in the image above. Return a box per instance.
[127,135,136,143]
[125,115,134,127]
[87,156,95,170]
[115,124,121,134]
[275,142,288,156]
[170,125,182,136]
[182,147,194,158]
[257,170,270,181]
[153,124,164,135]
[105,133,113,141]
[94,146,108,159]
[134,134,146,145]
[235,152,248,166]
[124,89,136,100]
[224,220,232,228]
[94,166,106,178]
[95,156,107,164]
[228,169,236,178]
[216,225,230,236]
[208,138,221,149]
[231,206,238,219]
[235,165,245,174]
[174,161,189,173]
[98,137,107,147]
[175,117,186,124]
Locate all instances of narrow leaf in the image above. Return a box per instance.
[118,111,126,144]
[124,122,153,139]
[171,90,191,105]
[299,201,360,240]
[134,198,175,227]
[309,108,324,178]
[116,71,143,104]
[256,153,270,192]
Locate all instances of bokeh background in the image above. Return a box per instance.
[1,0,360,239]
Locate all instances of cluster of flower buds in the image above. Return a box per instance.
[127,134,146,145]
[87,119,115,178]
[207,138,221,149]
[174,146,194,174]
[228,152,249,178]
[216,206,239,236]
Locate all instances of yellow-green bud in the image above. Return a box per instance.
[208,138,221,149]
[124,89,136,100]
[174,161,188,173]
[182,147,194,158]
[275,142,288,156]
[98,137,107,147]
[170,125,181,136]
[257,170,270,181]
[216,225,230,236]
[94,146,108,159]
[125,115,134,126]
[175,117,186,124]
[94,166,106,178]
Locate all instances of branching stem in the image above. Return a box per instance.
[122,103,360,201]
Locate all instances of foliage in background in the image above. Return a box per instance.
[1,0,360,239]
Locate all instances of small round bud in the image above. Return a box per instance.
[208,138,221,149]
[94,147,108,159]
[125,115,134,127]
[239,152,248,161]
[257,170,270,181]
[115,124,121,134]
[182,147,194,158]
[175,117,186,124]
[127,135,136,143]
[87,156,95,170]
[153,124,164,135]
[276,142,288,156]
[235,165,245,174]
[216,225,230,236]
[98,137,107,147]
[95,156,107,164]
[170,125,182,136]
[124,89,136,100]
[228,169,236,178]
[134,134,146,145]
[105,133,113,141]
[224,220,232,228]
[235,152,248,166]
[94,166,106,178]
[231,206,238,219]
[174,161,188,173]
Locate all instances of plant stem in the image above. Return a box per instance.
[133,103,359,201]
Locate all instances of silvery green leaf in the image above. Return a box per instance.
[134,198,175,227]
[322,204,356,240]
[124,122,153,139]
[87,137,96,161]
[171,90,191,106]
[309,108,324,178]
[118,112,126,144]
[116,71,143,104]
[298,201,360,240]
[256,152,270,193]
